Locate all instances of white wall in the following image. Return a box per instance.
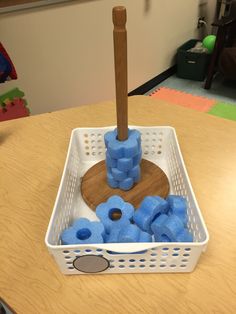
[0,0,212,114]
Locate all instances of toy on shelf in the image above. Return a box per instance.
[0,88,30,122]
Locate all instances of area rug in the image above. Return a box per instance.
[150,87,236,121]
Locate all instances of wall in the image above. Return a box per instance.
[0,0,212,114]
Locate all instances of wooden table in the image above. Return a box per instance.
[0,96,235,314]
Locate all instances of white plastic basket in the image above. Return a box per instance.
[45,126,209,275]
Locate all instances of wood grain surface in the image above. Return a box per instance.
[0,96,236,314]
[81,159,170,210]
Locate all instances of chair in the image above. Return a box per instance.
[204,1,236,89]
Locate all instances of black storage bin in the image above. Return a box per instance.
[177,39,211,81]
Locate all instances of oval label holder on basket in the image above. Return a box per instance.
[73,255,110,273]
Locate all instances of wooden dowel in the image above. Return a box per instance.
[112,6,128,141]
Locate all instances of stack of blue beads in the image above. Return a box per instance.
[104,128,142,190]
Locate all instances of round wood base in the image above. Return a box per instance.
[81,159,170,210]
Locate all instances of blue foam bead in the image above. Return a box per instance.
[151,214,169,241]
[117,157,133,172]
[122,140,139,158]
[107,171,119,188]
[108,141,124,159]
[104,130,115,148]
[111,167,127,181]
[118,224,152,243]
[153,214,184,242]
[154,196,169,214]
[167,195,187,215]
[133,151,142,166]
[159,235,172,242]
[128,165,140,178]
[134,196,168,233]
[61,218,104,245]
[119,177,134,190]
[96,195,134,233]
[118,224,140,242]
[104,128,141,159]
[167,195,188,226]
[105,151,117,168]
[176,229,193,242]
[133,171,141,183]
[139,231,152,242]
[104,229,120,243]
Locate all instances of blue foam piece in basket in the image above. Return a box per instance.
[133,196,168,233]
[111,167,127,181]
[151,214,185,242]
[104,228,120,243]
[96,195,134,233]
[133,151,142,166]
[128,164,140,178]
[107,171,119,188]
[118,224,152,243]
[119,177,134,190]
[167,195,188,225]
[117,157,133,172]
[61,218,104,245]
[139,231,153,242]
[104,129,141,159]
[176,229,193,242]
[105,151,117,168]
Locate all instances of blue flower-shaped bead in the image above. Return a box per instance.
[104,220,131,243]
[107,171,119,188]
[167,195,188,226]
[119,177,134,190]
[96,195,134,233]
[105,151,117,168]
[133,196,168,233]
[118,224,152,243]
[151,214,184,242]
[104,128,141,159]
[133,151,142,166]
[61,218,104,245]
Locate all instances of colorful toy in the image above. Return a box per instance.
[61,218,105,245]
[0,88,30,122]
[202,35,216,54]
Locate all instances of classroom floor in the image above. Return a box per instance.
[146,74,236,105]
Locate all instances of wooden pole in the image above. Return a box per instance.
[112,6,128,141]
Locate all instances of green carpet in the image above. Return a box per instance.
[208,102,236,121]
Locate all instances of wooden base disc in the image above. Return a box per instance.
[81,159,170,210]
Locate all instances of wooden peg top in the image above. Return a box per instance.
[112,6,127,28]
